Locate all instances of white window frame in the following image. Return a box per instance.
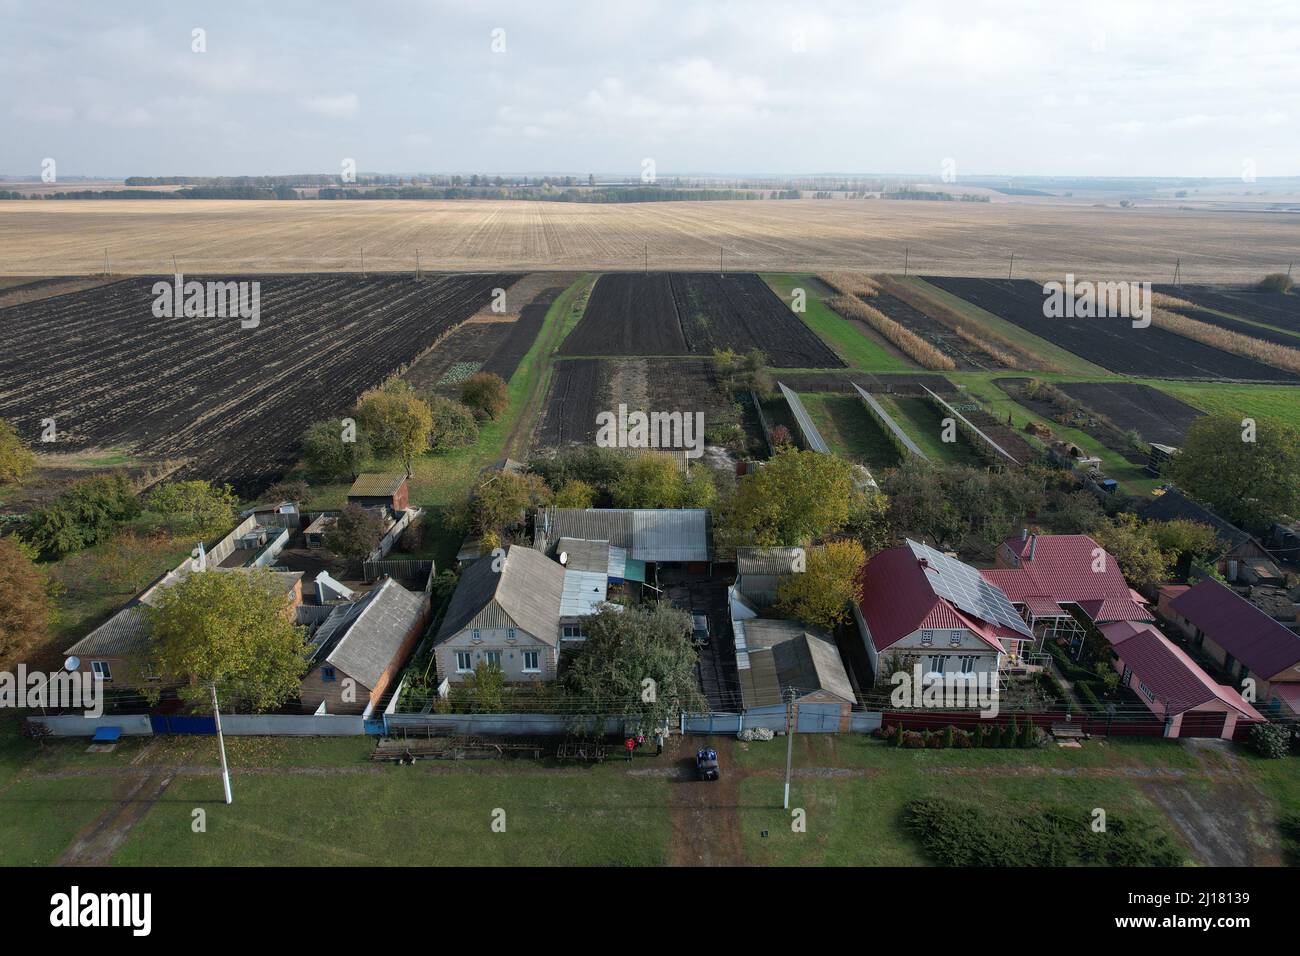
[522,650,540,673]
[927,654,947,675]
[455,652,473,673]
[960,655,976,674]
[91,661,113,681]
[919,630,934,647]
[948,629,964,647]
[485,650,502,668]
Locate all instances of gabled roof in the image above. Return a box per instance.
[857,543,1029,655]
[984,534,1150,625]
[555,537,610,574]
[536,508,710,562]
[1169,578,1300,678]
[734,619,855,708]
[347,473,407,498]
[436,545,564,645]
[312,578,426,689]
[1100,622,1263,719]
[1138,490,1249,552]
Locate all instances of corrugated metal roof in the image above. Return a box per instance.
[736,546,803,577]
[348,473,407,498]
[65,606,149,658]
[853,384,929,460]
[537,508,709,563]
[734,619,855,708]
[555,537,610,574]
[983,534,1151,626]
[1169,578,1300,678]
[561,569,608,617]
[319,579,426,689]
[436,545,564,645]
[777,382,829,454]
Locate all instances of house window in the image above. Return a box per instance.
[919,630,935,647]
[949,630,963,647]
[562,624,584,639]
[522,651,540,672]
[321,666,337,683]
[485,651,502,668]
[471,629,482,642]
[90,661,112,681]
[1138,681,1156,703]
[455,652,473,673]
[507,628,517,641]
[927,655,947,674]
[960,656,976,674]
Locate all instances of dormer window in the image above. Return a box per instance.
[919,630,934,647]
[949,630,963,646]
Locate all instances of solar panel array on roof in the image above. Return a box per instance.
[907,539,1031,637]
[777,381,830,454]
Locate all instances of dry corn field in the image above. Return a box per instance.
[827,292,957,370]
[1151,304,1300,375]
[3,199,1300,278]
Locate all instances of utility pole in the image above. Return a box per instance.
[1008,253,1015,280]
[211,684,232,805]
[903,247,909,277]
[172,254,179,277]
[782,687,796,809]
[361,246,365,278]
[1173,258,1181,285]
[103,249,109,277]
[416,248,421,281]
[644,242,648,273]
[719,245,723,276]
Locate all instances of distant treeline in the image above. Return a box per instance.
[883,188,991,202]
[318,186,765,202]
[20,185,300,200]
[125,175,337,187]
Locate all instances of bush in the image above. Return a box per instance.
[1248,722,1291,759]
[901,730,926,749]
[1075,681,1104,713]
[427,397,479,451]
[903,796,1186,867]
[24,472,140,558]
[460,372,508,421]
[1258,273,1294,293]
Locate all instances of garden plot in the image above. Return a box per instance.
[867,289,1009,370]
[1153,285,1300,333]
[1057,382,1204,447]
[559,272,844,368]
[534,358,763,455]
[925,276,1300,381]
[0,273,516,494]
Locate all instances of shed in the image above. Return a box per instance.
[347,473,409,515]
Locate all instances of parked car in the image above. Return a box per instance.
[691,613,710,647]
[696,748,720,781]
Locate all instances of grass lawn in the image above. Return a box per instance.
[763,273,911,372]
[798,392,901,472]
[1149,380,1300,425]
[872,393,983,465]
[112,763,670,867]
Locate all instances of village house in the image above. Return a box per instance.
[346,473,409,517]
[1139,489,1282,584]
[300,578,430,715]
[1098,620,1263,739]
[433,545,566,682]
[854,540,1033,681]
[533,507,711,576]
[981,531,1152,654]
[1160,577,1300,717]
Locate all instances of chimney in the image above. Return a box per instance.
[1028,534,1037,561]
[918,557,929,569]
[1020,528,1028,541]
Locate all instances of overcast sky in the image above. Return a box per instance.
[4,0,1298,180]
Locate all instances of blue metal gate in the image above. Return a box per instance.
[150,714,217,735]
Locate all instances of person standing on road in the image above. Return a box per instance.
[625,737,636,761]
[655,732,664,756]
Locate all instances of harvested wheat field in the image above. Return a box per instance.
[3,199,1299,279]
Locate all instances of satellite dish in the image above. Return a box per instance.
[64,656,80,671]
[559,551,569,566]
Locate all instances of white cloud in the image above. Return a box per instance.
[301,94,360,119]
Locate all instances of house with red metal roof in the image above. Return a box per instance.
[980,531,1152,654]
[853,540,1033,680]
[1099,621,1263,738]
[1164,578,1300,716]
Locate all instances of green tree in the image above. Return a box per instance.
[302,419,372,482]
[553,478,596,509]
[612,453,684,508]
[561,603,703,730]
[427,397,479,451]
[1092,513,1170,590]
[719,447,857,547]
[143,568,308,711]
[355,384,434,477]
[0,535,52,663]
[1169,413,1300,531]
[774,539,867,631]
[23,472,140,558]
[460,372,509,421]
[0,418,35,484]
[145,480,240,537]
[326,503,385,562]
[467,470,551,537]
[1148,518,1223,567]
[450,660,506,713]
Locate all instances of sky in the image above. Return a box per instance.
[3,0,1299,180]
